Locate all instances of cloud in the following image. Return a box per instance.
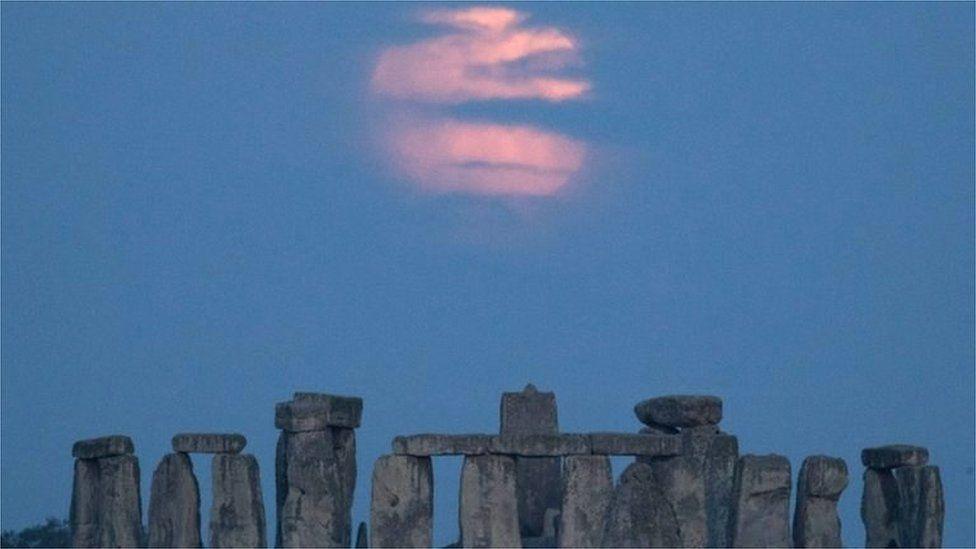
[388,118,586,196]
[370,6,590,197]
[372,6,590,104]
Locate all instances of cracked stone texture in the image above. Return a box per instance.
[634,395,723,428]
[210,453,266,548]
[370,454,434,548]
[862,467,901,548]
[793,456,848,548]
[276,395,363,431]
[459,455,521,548]
[602,462,680,548]
[148,452,201,548]
[728,454,791,548]
[895,465,944,548]
[72,436,134,460]
[861,445,929,469]
[172,433,246,454]
[557,455,612,548]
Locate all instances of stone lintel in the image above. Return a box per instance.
[588,432,682,456]
[861,445,929,469]
[392,432,683,457]
[172,433,247,454]
[72,435,134,459]
[275,395,362,431]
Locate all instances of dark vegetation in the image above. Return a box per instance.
[0,518,70,548]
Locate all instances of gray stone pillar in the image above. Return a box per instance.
[459,454,521,548]
[275,393,362,548]
[148,453,201,548]
[211,453,267,548]
[70,436,143,549]
[862,468,901,548]
[602,462,680,548]
[894,465,944,548]
[370,454,434,548]
[557,455,612,548]
[793,455,848,548]
[861,444,942,548]
[635,395,738,547]
[728,454,791,548]
[500,384,561,539]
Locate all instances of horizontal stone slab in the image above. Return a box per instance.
[490,434,591,456]
[275,394,363,431]
[861,445,929,469]
[394,434,494,456]
[72,435,134,459]
[171,433,246,454]
[588,433,682,456]
[634,395,723,428]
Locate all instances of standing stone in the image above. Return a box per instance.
[332,426,357,545]
[500,384,561,539]
[862,468,901,548]
[211,453,267,548]
[557,455,613,548]
[148,453,201,548]
[370,455,434,548]
[642,454,705,547]
[894,465,944,548]
[70,458,101,548]
[96,454,144,548]
[703,433,739,547]
[793,456,848,548]
[728,454,791,548]
[278,429,347,548]
[602,462,680,548]
[459,455,521,548]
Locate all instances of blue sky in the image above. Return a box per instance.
[2,3,973,546]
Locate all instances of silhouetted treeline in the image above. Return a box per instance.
[0,518,70,548]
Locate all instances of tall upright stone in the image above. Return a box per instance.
[602,462,680,548]
[70,458,101,548]
[728,454,791,548]
[370,454,434,548]
[275,393,362,548]
[148,453,201,548]
[636,395,738,547]
[558,455,613,548]
[70,436,143,549]
[211,453,267,548]
[459,455,521,548]
[500,384,561,539]
[793,455,848,548]
[862,468,901,548]
[894,465,944,548]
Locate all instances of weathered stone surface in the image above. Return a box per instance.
[459,455,521,548]
[210,453,266,548]
[862,467,901,548]
[277,429,349,548]
[861,444,929,469]
[70,459,100,548]
[640,424,680,436]
[172,433,246,454]
[370,454,434,548]
[276,394,363,431]
[491,434,590,456]
[895,465,944,548]
[702,433,739,548]
[500,384,558,433]
[793,456,848,548]
[589,432,682,456]
[393,434,493,456]
[602,462,680,547]
[728,454,791,548]
[634,395,722,428]
[96,454,144,548]
[558,455,612,548]
[275,432,287,548]
[332,426,357,545]
[643,455,706,548]
[148,453,201,548]
[72,435,134,459]
[355,522,368,549]
[501,384,561,539]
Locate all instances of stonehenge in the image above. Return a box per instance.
[68,387,948,548]
[861,444,944,548]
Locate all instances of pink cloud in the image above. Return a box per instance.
[372,7,590,104]
[389,119,586,197]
